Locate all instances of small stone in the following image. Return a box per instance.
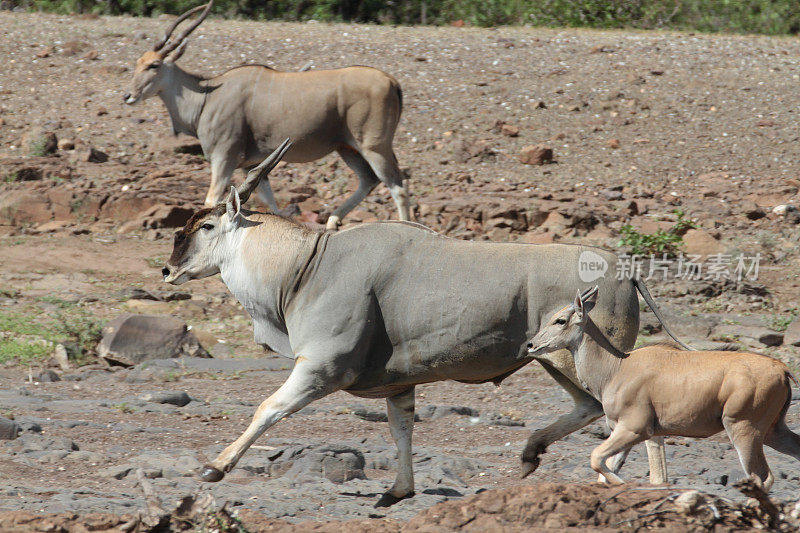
[24,129,57,155]
[57,138,75,151]
[96,107,108,116]
[500,124,519,137]
[60,40,88,56]
[0,417,19,440]
[674,490,703,514]
[600,188,623,201]
[99,464,134,480]
[758,331,784,347]
[81,147,108,163]
[607,138,620,149]
[741,200,766,220]
[784,319,800,347]
[140,390,192,407]
[36,46,54,58]
[36,370,61,383]
[54,344,72,371]
[772,204,797,216]
[519,145,553,165]
[532,100,547,109]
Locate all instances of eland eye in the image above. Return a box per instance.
[148,62,161,69]
[555,318,567,325]
[200,223,214,231]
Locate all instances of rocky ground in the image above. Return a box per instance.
[1,10,800,531]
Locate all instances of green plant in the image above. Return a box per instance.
[618,210,696,257]
[112,403,135,414]
[0,339,51,364]
[145,256,167,269]
[3,171,20,183]
[13,0,800,34]
[28,135,51,157]
[0,308,102,366]
[766,309,798,332]
[69,197,85,214]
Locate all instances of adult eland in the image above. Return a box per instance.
[125,1,408,229]
[162,142,689,505]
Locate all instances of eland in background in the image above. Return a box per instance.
[125,1,408,229]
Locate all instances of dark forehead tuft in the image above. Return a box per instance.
[182,205,225,234]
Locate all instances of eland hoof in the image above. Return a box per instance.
[520,458,540,479]
[325,216,342,231]
[199,465,225,482]
[374,491,415,508]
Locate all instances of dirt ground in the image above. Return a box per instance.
[1,10,800,531]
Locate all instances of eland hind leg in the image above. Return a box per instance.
[765,421,800,462]
[200,358,347,481]
[359,145,409,222]
[723,417,774,491]
[764,389,800,463]
[326,146,381,230]
[376,386,416,507]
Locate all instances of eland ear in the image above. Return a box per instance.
[579,286,599,319]
[165,39,189,63]
[225,186,241,225]
[573,289,583,313]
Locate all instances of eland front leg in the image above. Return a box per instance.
[521,359,604,478]
[376,386,416,507]
[199,358,345,481]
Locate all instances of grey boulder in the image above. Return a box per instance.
[97,314,210,366]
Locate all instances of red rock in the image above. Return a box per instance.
[100,196,156,221]
[520,231,555,244]
[34,220,72,233]
[519,145,553,165]
[0,191,52,225]
[682,229,723,257]
[539,211,569,234]
[629,217,672,234]
[455,139,495,163]
[36,46,53,58]
[60,40,88,57]
[298,197,324,213]
[501,124,520,137]
[347,210,378,223]
[607,138,620,149]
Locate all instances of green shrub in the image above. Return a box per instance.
[618,209,696,257]
[11,0,800,34]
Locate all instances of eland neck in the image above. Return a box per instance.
[157,64,207,138]
[218,214,319,327]
[571,320,626,399]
